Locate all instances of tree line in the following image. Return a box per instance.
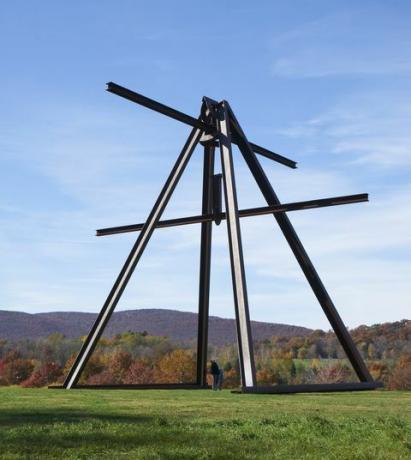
[0,319,409,390]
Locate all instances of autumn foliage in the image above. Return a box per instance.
[388,353,411,390]
[0,320,409,389]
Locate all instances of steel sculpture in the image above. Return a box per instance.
[58,84,381,393]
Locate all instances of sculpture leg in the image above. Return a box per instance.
[217,102,256,388]
[227,104,373,383]
[196,143,215,386]
[63,125,203,388]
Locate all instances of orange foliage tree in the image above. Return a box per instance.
[21,362,63,388]
[124,359,154,384]
[154,349,196,383]
[388,354,411,390]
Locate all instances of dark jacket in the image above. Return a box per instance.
[210,362,220,375]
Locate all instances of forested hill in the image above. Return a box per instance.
[0,309,312,346]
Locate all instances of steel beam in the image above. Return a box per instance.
[107,82,208,131]
[106,82,297,169]
[63,124,203,389]
[52,383,207,390]
[196,144,215,386]
[240,382,381,394]
[217,102,256,388]
[212,174,223,225]
[96,193,369,237]
[227,103,374,383]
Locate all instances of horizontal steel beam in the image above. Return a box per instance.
[96,193,368,237]
[49,381,382,391]
[240,381,382,394]
[106,82,297,169]
[50,383,207,390]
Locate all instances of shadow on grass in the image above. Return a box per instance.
[0,407,409,458]
[0,408,153,427]
[0,408,233,459]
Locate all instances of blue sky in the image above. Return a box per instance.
[1,1,410,329]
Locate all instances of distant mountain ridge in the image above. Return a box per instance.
[0,309,312,346]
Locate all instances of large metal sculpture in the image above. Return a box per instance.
[61,84,380,393]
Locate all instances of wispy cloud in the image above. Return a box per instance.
[271,9,411,78]
[275,89,411,168]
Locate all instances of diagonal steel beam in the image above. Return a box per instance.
[217,101,256,387]
[96,193,369,237]
[63,124,203,389]
[106,82,297,169]
[226,102,374,383]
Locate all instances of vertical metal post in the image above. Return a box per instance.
[213,174,223,225]
[227,105,373,383]
[217,102,256,388]
[196,143,215,386]
[63,125,203,388]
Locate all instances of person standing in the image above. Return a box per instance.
[217,368,224,390]
[210,360,220,391]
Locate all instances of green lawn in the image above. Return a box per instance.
[0,388,410,459]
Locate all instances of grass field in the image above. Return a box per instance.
[0,388,410,459]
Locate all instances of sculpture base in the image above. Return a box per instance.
[238,382,382,394]
[49,383,210,390]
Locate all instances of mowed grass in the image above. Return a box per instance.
[0,388,410,459]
